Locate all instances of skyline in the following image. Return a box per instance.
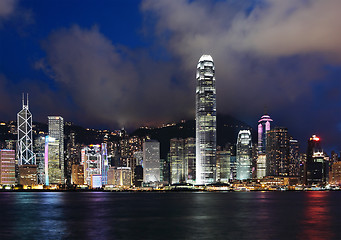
[1,0,341,152]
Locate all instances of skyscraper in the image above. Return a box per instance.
[17,94,35,165]
[169,137,195,184]
[236,130,252,180]
[266,127,290,176]
[256,114,272,178]
[143,140,160,184]
[48,116,64,182]
[196,54,216,185]
[45,136,62,185]
[305,135,327,185]
[83,145,102,185]
[0,149,16,185]
[170,138,186,184]
[258,114,273,154]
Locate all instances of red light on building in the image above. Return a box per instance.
[310,135,320,141]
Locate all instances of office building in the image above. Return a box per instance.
[266,127,290,176]
[17,94,35,165]
[0,150,16,185]
[45,136,63,185]
[305,135,327,185]
[18,165,37,186]
[329,162,341,185]
[48,116,64,182]
[83,145,102,186]
[216,149,230,183]
[196,54,217,184]
[101,143,109,185]
[236,130,252,180]
[257,154,266,178]
[289,139,300,176]
[170,138,186,184]
[143,140,160,184]
[71,164,84,185]
[34,135,46,184]
[258,114,273,154]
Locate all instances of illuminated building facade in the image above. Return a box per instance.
[289,139,300,176]
[216,149,231,183]
[305,135,327,185]
[236,130,252,180]
[185,138,196,183]
[107,167,132,186]
[17,94,35,165]
[83,145,102,186]
[143,140,160,184]
[196,54,216,184]
[266,127,290,176]
[258,114,273,154]
[34,136,46,184]
[48,116,64,182]
[45,136,63,185]
[170,138,186,184]
[71,164,84,185]
[0,150,16,185]
[329,162,341,185]
[257,154,266,178]
[101,143,109,185]
[256,114,272,179]
[18,165,37,186]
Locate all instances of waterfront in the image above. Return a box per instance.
[0,191,340,240]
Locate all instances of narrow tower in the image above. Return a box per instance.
[17,94,35,165]
[196,54,216,184]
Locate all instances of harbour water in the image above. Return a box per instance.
[0,191,340,240]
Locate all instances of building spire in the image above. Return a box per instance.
[22,93,24,107]
[26,93,29,107]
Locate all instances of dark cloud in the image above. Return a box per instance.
[37,25,192,128]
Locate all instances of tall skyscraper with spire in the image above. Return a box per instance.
[196,54,216,184]
[17,94,35,165]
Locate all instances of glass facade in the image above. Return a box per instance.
[48,116,64,182]
[143,140,160,183]
[196,55,216,184]
[236,130,252,180]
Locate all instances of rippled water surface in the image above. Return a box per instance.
[0,191,341,239]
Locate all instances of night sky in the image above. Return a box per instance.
[1,0,341,153]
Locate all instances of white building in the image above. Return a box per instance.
[143,140,160,184]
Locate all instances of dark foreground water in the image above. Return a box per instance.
[0,191,341,240]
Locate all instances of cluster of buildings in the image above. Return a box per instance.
[0,55,340,190]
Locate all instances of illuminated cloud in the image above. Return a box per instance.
[0,0,16,20]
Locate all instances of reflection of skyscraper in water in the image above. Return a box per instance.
[196,55,216,184]
[17,94,35,165]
